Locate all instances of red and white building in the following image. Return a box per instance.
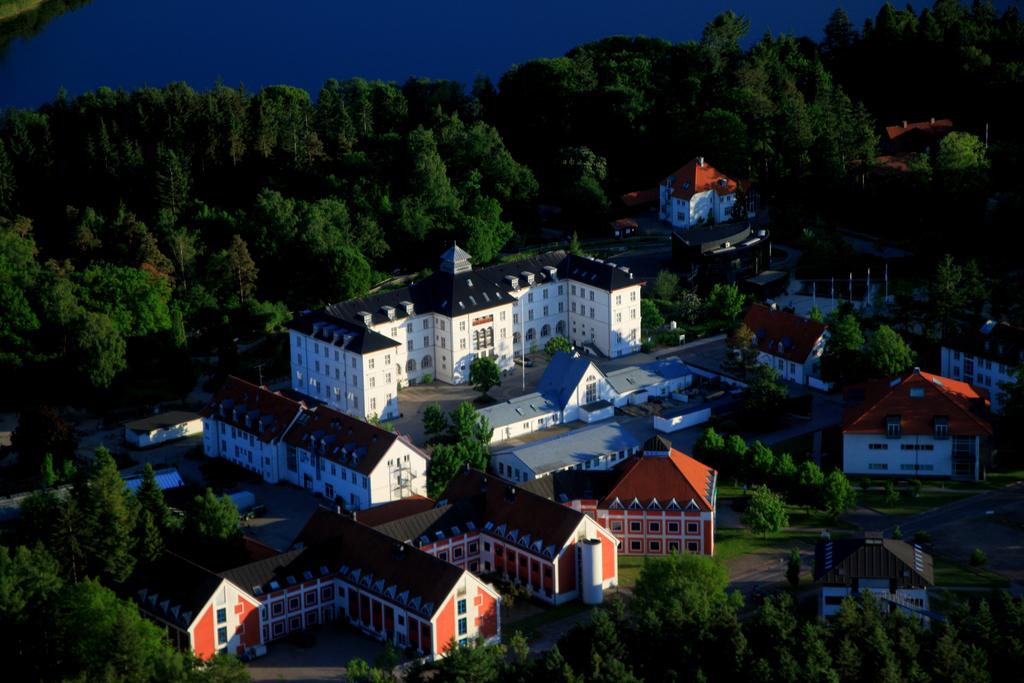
[658,157,751,228]
[363,468,619,605]
[130,553,262,661]
[524,436,718,556]
[843,368,993,480]
[742,303,829,387]
[200,376,430,509]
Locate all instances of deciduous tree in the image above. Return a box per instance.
[469,356,501,397]
[742,485,788,538]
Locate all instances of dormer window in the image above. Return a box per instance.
[934,416,949,439]
[910,387,924,398]
[886,415,901,438]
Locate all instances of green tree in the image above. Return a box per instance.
[865,325,915,378]
[795,460,825,510]
[694,426,726,460]
[435,637,507,683]
[134,508,164,564]
[11,405,78,474]
[187,488,241,542]
[0,139,15,212]
[883,480,900,507]
[651,270,680,301]
[786,547,801,588]
[823,469,857,519]
[742,485,789,538]
[427,442,464,498]
[820,311,865,386]
[741,364,789,427]
[422,403,448,441]
[155,146,191,217]
[76,447,137,584]
[568,231,583,256]
[200,653,253,682]
[935,131,989,175]
[706,283,746,328]
[640,298,664,330]
[469,356,501,397]
[74,311,127,388]
[809,306,824,323]
[346,657,390,683]
[447,401,493,445]
[544,335,572,359]
[227,234,258,303]
[723,323,760,379]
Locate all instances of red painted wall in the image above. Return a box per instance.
[600,529,617,581]
[192,605,215,661]
[477,588,498,638]
[435,597,455,655]
[238,595,261,650]
[704,519,713,555]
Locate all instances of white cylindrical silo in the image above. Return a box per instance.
[580,538,603,605]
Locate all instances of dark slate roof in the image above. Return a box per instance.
[814,534,934,586]
[367,468,589,560]
[286,308,400,355]
[287,251,642,356]
[943,317,1024,367]
[537,352,597,410]
[129,552,229,629]
[234,509,466,614]
[123,410,201,432]
[520,469,620,503]
[199,376,302,444]
[283,404,427,476]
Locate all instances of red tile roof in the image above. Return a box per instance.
[600,437,716,511]
[663,158,746,201]
[619,188,659,207]
[843,370,992,436]
[353,496,436,527]
[199,376,302,444]
[742,303,828,364]
[885,118,953,141]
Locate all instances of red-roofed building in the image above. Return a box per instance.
[842,369,992,480]
[742,303,829,387]
[201,376,430,508]
[523,436,718,556]
[658,157,751,229]
[884,118,953,155]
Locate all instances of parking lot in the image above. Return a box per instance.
[247,621,389,683]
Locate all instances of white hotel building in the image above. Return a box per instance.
[287,246,644,421]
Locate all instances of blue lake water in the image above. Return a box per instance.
[0,0,918,110]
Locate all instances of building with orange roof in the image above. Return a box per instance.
[742,303,829,387]
[842,368,992,480]
[658,156,751,229]
[523,436,718,556]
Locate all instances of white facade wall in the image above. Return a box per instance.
[757,351,806,384]
[492,445,637,482]
[568,282,641,358]
[940,345,1012,413]
[489,410,562,444]
[819,585,929,618]
[842,433,981,479]
[660,188,736,229]
[290,331,396,421]
[126,418,203,448]
[202,417,290,484]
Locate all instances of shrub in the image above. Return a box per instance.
[891,524,903,539]
[421,373,433,384]
[970,548,988,567]
[858,477,873,492]
[909,479,923,498]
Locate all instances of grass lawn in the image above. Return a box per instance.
[715,528,830,562]
[932,556,1010,589]
[858,489,974,517]
[785,505,857,530]
[503,601,593,640]
[618,556,646,588]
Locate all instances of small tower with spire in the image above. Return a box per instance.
[439,242,473,274]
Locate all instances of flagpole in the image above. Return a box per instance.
[866,267,871,309]
[831,277,835,310]
[885,263,889,301]
[849,272,853,304]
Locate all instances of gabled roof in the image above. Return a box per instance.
[283,404,424,476]
[353,496,436,527]
[742,303,828,364]
[537,352,600,410]
[885,118,953,141]
[366,469,590,558]
[493,421,649,477]
[129,552,233,629]
[266,509,466,611]
[663,157,746,201]
[942,317,1024,368]
[287,309,401,355]
[476,391,560,431]
[124,410,201,432]
[605,358,691,395]
[814,534,934,586]
[199,376,302,444]
[598,436,716,511]
[520,469,620,503]
[843,369,992,436]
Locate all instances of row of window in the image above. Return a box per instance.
[609,519,701,535]
[626,539,700,553]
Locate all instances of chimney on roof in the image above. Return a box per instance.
[930,117,935,124]
[697,156,705,168]
[505,485,517,503]
[902,120,908,128]
[336,505,343,515]
[913,367,921,375]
